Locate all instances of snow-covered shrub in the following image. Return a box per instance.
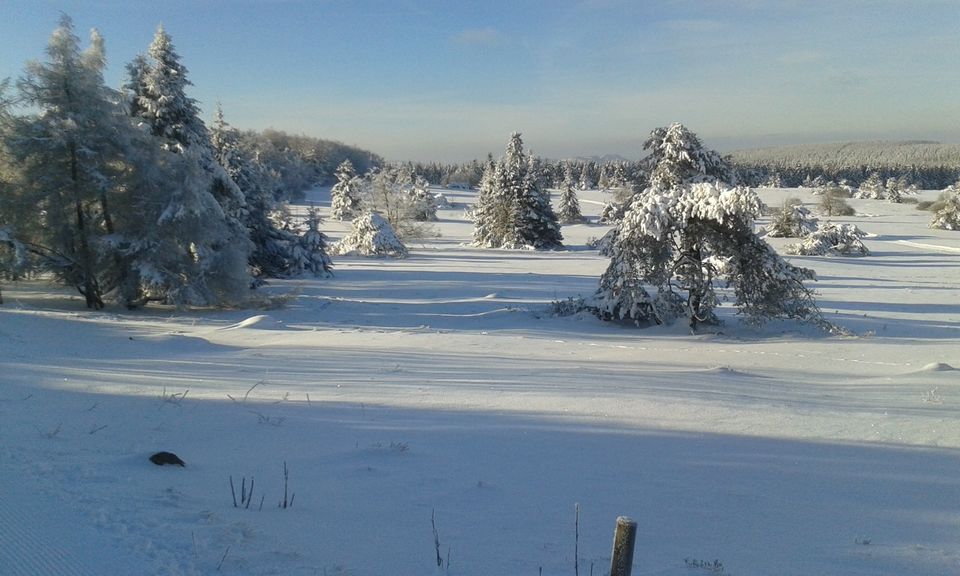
[930,187,960,230]
[586,229,617,256]
[598,202,623,224]
[333,212,407,258]
[785,223,869,256]
[766,199,818,238]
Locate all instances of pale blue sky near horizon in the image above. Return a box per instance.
[2,0,958,162]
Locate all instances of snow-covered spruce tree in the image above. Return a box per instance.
[593,124,823,330]
[854,172,886,199]
[557,164,584,224]
[472,133,562,249]
[330,159,363,221]
[785,223,870,256]
[287,207,333,276]
[4,18,133,308]
[113,146,252,307]
[408,173,438,222]
[930,185,960,230]
[333,211,407,258]
[211,104,297,281]
[766,199,818,238]
[124,26,253,302]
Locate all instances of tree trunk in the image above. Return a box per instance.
[69,141,103,309]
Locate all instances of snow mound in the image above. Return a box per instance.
[219,315,284,330]
[919,362,957,372]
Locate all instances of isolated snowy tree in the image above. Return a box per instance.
[333,211,407,258]
[785,223,870,256]
[766,200,818,238]
[593,125,823,330]
[472,133,562,249]
[930,186,960,230]
[557,164,584,224]
[287,207,333,276]
[330,159,363,221]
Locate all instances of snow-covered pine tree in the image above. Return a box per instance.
[766,200,818,238]
[408,173,438,221]
[470,158,505,244]
[643,123,736,189]
[930,184,960,230]
[785,223,870,256]
[330,159,363,220]
[578,163,593,190]
[593,124,823,330]
[333,211,407,258]
[287,207,333,276]
[472,133,562,249]
[557,164,584,224]
[854,172,886,199]
[125,26,253,300]
[211,104,296,280]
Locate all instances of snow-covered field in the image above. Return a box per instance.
[2,186,959,575]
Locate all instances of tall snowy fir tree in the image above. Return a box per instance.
[211,104,302,281]
[593,124,824,330]
[123,25,253,304]
[330,159,363,221]
[2,17,133,309]
[557,164,584,224]
[288,207,333,276]
[472,133,562,250]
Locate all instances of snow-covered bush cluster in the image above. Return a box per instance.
[853,172,916,203]
[928,183,960,230]
[333,212,408,258]
[786,223,870,256]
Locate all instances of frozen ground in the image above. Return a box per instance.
[1,186,959,575]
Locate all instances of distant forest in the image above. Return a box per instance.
[729,141,960,189]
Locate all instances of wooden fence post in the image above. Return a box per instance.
[609,516,637,576]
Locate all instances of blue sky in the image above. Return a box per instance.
[2,0,958,162]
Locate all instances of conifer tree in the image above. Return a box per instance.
[330,159,363,220]
[288,207,333,275]
[472,133,562,249]
[557,164,584,224]
[593,124,824,330]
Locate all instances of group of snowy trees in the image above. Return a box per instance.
[0,17,336,308]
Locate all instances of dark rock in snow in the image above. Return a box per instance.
[150,451,185,466]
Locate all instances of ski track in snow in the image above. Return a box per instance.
[895,239,960,254]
